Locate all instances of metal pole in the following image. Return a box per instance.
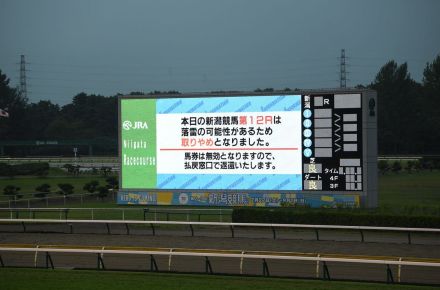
[315,254,320,278]
[168,249,173,271]
[240,251,245,275]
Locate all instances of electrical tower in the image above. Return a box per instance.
[19,54,28,100]
[339,49,347,88]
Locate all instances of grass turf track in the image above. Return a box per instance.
[1,268,438,290]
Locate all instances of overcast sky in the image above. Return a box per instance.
[1,0,439,104]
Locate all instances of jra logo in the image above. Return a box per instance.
[122,120,148,130]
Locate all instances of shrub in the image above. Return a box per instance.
[97,186,109,199]
[0,162,49,177]
[57,183,74,195]
[378,160,389,175]
[83,180,99,193]
[391,161,402,173]
[232,208,440,228]
[35,183,51,193]
[4,185,20,196]
[105,176,118,190]
[35,183,51,198]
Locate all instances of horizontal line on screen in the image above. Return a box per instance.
[160,147,298,151]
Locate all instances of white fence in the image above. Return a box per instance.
[1,218,439,243]
[0,244,439,283]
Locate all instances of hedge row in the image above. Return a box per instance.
[232,208,440,228]
[0,162,49,177]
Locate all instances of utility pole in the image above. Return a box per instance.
[339,49,347,88]
[19,54,28,100]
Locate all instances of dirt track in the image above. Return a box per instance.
[1,223,439,284]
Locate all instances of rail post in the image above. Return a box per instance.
[398,258,402,283]
[150,223,156,236]
[0,255,4,267]
[189,224,194,237]
[240,251,245,275]
[125,223,130,235]
[315,254,320,278]
[205,256,213,274]
[262,259,270,277]
[387,264,394,283]
[97,253,105,270]
[407,232,412,245]
[315,229,320,241]
[360,229,364,242]
[149,255,158,272]
[322,261,330,280]
[271,226,276,240]
[168,249,173,271]
[45,252,54,269]
[106,223,111,235]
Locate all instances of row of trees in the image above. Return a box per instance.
[1,55,440,154]
[369,57,440,154]
[3,176,118,200]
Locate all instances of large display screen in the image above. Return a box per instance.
[120,93,363,192]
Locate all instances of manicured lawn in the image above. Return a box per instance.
[0,170,439,213]
[1,268,437,290]
[378,171,440,208]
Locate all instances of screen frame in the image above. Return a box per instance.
[118,89,373,195]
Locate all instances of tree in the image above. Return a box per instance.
[57,183,74,195]
[391,161,402,173]
[97,186,109,200]
[370,61,423,154]
[4,185,20,195]
[378,160,389,175]
[423,54,440,93]
[105,176,118,190]
[3,185,22,200]
[24,100,60,139]
[36,183,51,192]
[83,180,99,193]
[422,55,440,153]
[35,183,51,198]
[0,70,28,141]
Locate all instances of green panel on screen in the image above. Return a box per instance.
[121,99,156,189]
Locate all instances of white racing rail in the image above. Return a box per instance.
[0,207,232,222]
[0,244,439,283]
[0,218,439,244]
